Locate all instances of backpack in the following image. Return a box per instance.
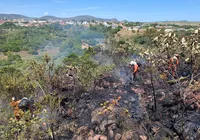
[18,98,29,111]
[137,62,142,67]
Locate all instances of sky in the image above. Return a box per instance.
[0,0,200,21]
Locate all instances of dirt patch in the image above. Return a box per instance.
[11,48,60,60]
[13,51,34,60]
[0,53,7,60]
[38,47,60,56]
[116,29,135,39]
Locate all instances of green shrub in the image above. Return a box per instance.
[29,50,38,55]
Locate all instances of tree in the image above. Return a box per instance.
[63,48,114,90]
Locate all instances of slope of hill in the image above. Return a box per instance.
[40,15,118,22]
[0,13,118,22]
[66,15,118,22]
[0,14,29,20]
[39,15,62,20]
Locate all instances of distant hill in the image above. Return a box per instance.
[0,14,29,20]
[39,16,62,20]
[149,20,200,26]
[67,15,118,22]
[40,15,118,22]
[0,13,118,22]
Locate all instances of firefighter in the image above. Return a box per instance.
[168,54,179,77]
[129,61,139,81]
[10,97,24,121]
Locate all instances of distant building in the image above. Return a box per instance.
[0,20,6,25]
[25,23,33,27]
[127,27,132,31]
[60,21,65,25]
[112,25,117,29]
[38,20,47,24]
[66,21,74,25]
[77,21,81,25]
[32,20,38,24]
[15,22,25,26]
[103,22,108,26]
[82,21,89,25]
[148,27,154,29]
[164,29,174,33]
[132,27,139,32]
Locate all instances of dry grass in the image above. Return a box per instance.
[0,53,8,60]
[38,47,60,57]
[13,51,34,60]
[116,29,135,39]
[0,47,60,61]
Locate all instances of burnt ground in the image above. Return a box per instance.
[56,80,145,139]
[47,65,200,140]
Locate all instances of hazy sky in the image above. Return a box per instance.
[0,0,199,21]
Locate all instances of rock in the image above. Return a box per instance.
[88,130,95,137]
[72,136,82,140]
[78,109,85,117]
[88,136,94,140]
[156,92,165,101]
[108,124,117,130]
[91,108,104,124]
[87,102,96,110]
[76,126,90,137]
[99,120,116,132]
[83,92,90,96]
[99,135,108,140]
[124,100,129,104]
[86,100,90,103]
[131,109,135,113]
[139,135,147,140]
[84,108,89,114]
[131,87,145,94]
[115,133,122,140]
[181,121,200,139]
[102,80,111,88]
[113,83,118,88]
[121,131,133,140]
[130,97,136,102]
[108,129,114,139]
[93,135,108,140]
[95,126,99,132]
[78,99,86,109]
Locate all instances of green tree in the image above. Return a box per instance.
[63,48,114,90]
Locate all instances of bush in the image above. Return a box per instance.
[118,39,126,45]
[11,46,21,52]
[133,35,151,45]
[8,54,22,61]
[29,50,38,55]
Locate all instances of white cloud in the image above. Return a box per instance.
[44,12,49,15]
